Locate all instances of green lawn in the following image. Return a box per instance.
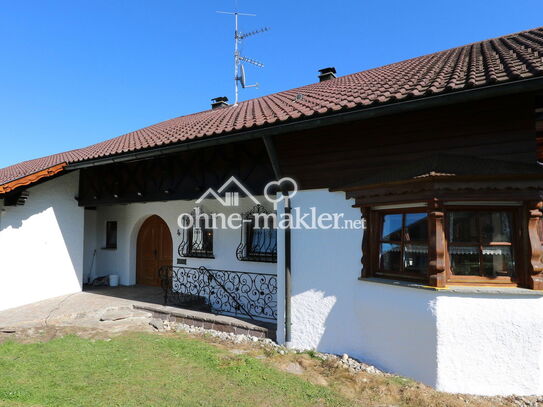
[0,333,349,407]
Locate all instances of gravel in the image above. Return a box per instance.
[150,318,543,406]
[150,318,385,375]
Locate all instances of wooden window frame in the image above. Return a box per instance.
[444,207,519,286]
[362,201,543,289]
[373,208,429,282]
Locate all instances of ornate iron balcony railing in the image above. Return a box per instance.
[158,265,277,322]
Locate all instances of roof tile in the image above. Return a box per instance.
[2,26,543,187]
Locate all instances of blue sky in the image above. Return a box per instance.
[1,0,542,169]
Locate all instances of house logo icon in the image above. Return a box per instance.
[196,176,260,207]
[196,175,298,209]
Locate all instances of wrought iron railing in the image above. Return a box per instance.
[158,265,277,322]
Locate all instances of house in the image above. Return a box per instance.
[2,26,543,396]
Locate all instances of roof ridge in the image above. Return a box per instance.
[2,25,543,188]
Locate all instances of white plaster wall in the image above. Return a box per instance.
[275,189,439,386]
[0,172,84,311]
[436,294,543,396]
[86,197,276,287]
[275,188,543,395]
[83,209,97,284]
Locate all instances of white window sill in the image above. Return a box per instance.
[359,277,543,296]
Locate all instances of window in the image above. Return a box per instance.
[378,212,428,279]
[237,205,277,263]
[247,217,277,261]
[178,216,214,258]
[363,204,527,287]
[187,218,214,258]
[105,221,117,249]
[447,210,515,280]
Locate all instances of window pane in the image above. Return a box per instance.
[482,246,514,277]
[192,227,203,251]
[405,213,428,241]
[480,212,512,243]
[450,246,480,275]
[250,228,277,254]
[106,221,117,249]
[204,230,213,252]
[404,243,428,274]
[251,228,264,250]
[380,243,401,271]
[382,214,402,241]
[448,211,478,242]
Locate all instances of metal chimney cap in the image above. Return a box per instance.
[318,67,336,74]
[211,96,229,109]
[318,67,337,82]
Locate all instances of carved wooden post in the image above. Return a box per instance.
[428,198,447,288]
[360,207,371,278]
[527,201,543,290]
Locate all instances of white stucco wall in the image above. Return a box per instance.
[83,208,97,283]
[84,197,276,286]
[276,188,543,396]
[276,189,439,385]
[0,172,84,311]
[436,294,543,396]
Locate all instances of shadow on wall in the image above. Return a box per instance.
[0,193,84,288]
[0,208,26,230]
[0,173,85,309]
[54,204,85,287]
[317,282,438,387]
[284,193,439,386]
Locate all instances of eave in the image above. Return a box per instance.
[65,76,543,171]
[0,163,67,196]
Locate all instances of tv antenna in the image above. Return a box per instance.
[217,11,269,105]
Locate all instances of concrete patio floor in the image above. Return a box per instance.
[0,285,276,339]
[0,285,164,328]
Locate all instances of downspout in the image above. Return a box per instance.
[263,135,292,347]
[283,195,292,346]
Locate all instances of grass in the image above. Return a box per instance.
[0,333,350,407]
[0,329,520,407]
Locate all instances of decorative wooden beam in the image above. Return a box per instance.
[428,198,447,288]
[527,201,543,290]
[0,163,67,195]
[360,207,371,278]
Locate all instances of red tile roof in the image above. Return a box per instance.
[2,26,543,189]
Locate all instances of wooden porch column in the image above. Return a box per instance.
[428,198,447,288]
[527,201,543,290]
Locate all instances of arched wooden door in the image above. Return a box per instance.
[136,215,173,286]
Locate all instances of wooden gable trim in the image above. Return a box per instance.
[0,163,67,195]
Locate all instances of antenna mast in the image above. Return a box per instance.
[217,11,268,105]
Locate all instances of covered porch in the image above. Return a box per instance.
[79,138,280,327]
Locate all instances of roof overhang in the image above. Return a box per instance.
[337,174,543,207]
[66,76,543,171]
[0,163,67,196]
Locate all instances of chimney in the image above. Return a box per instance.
[211,96,229,109]
[318,67,336,82]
